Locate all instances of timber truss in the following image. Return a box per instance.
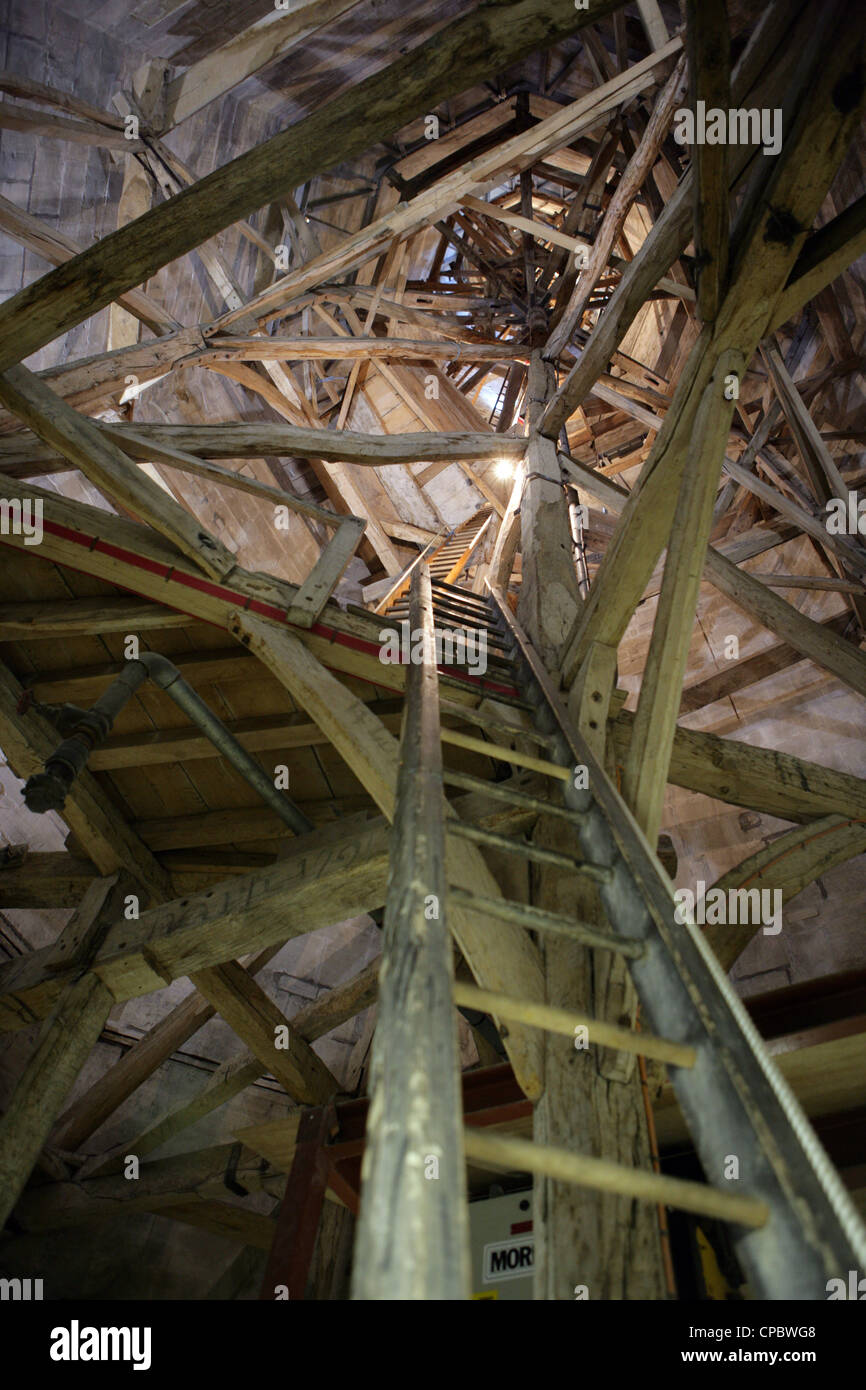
[1,0,866,1300]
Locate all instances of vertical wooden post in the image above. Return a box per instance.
[518,364,665,1298]
[518,351,583,669]
[0,875,129,1226]
[260,1104,336,1301]
[351,565,470,1300]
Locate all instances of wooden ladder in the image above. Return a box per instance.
[352,564,866,1300]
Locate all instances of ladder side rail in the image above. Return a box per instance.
[487,582,866,1299]
[351,563,470,1300]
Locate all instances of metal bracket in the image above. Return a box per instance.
[224,1141,249,1197]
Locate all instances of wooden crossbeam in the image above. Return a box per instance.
[702,547,866,698]
[189,961,339,1106]
[0,818,391,1034]
[0,368,237,582]
[0,194,177,338]
[771,193,866,330]
[539,0,806,440]
[87,959,380,1172]
[0,0,625,370]
[158,0,367,131]
[545,54,687,357]
[51,943,285,1154]
[207,39,682,336]
[611,709,866,824]
[0,876,127,1225]
[560,7,866,684]
[0,421,527,467]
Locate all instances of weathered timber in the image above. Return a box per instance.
[0,0,626,369]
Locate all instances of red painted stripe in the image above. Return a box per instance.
[510,1220,533,1235]
[4,522,521,700]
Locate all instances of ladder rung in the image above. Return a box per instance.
[431,584,492,613]
[448,820,612,883]
[439,697,556,748]
[452,981,693,1067]
[461,1130,768,1229]
[450,886,642,956]
[443,768,586,821]
[438,672,532,709]
[442,728,571,780]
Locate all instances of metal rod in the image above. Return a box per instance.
[462,1130,768,1229]
[453,981,695,1068]
[447,818,612,882]
[442,768,586,820]
[441,727,571,779]
[450,886,644,956]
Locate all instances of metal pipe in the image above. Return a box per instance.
[24,652,312,836]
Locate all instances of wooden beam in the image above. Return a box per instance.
[91,959,380,1170]
[0,477,418,696]
[0,597,190,641]
[51,943,284,1153]
[721,452,865,574]
[0,0,626,369]
[0,102,140,148]
[0,329,203,427]
[159,0,366,131]
[0,852,100,909]
[107,62,163,355]
[197,39,683,336]
[0,70,128,129]
[100,424,358,532]
[207,335,529,363]
[610,710,866,824]
[560,8,866,683]
[0,876,125,1225]
[0,367,237,582]
[518,354,583,668]
[703,547,866,699]
[686,0,731,322]
[678,614,851,714]
[771,193,866,329]
[636,0,670,50]
[623,350,741,841]
[539,0,808,439]
[0,195,176,338]
[189,961,339,1105]
[545,54,688,357]
[0,972,112,1225]
[0,818,392,1032]
[762,342,851,504]
[0,419,528,469]
[87,705,403,772]
[705,816,866,972]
